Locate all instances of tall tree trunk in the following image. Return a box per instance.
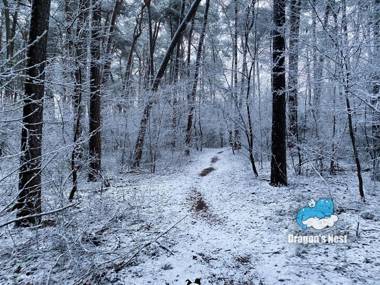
[9,0,19,62]
[0,8,4,102]
[16,0,51,226]
[3,0,19,100]
[246,63,259,176]
[132,0,202,168]
[330,83,338,174]
[372,0,380,180]
[185,0,210,155]
[68,0,88,200]
[102,0,123,83]
[288,0,301,174]
[147,0,154,81]
[312,0,331,170]
[270,0,287,186]
[88,0,102,181]
[187,18,195,77]
[257,52,264,168]
[232,0,240,151]
[2,0,11,61]
[0,8,3,69]
[311,0,320,136]
[171,0,185,149]
[341,0,365,200]
[123,5,144,93]
[241,0,258,175]
[330,7,339,174]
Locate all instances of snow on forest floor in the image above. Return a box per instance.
[0,148,379,284]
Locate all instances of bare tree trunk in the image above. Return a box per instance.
[132,0,202,168]
[185,0,210,155]
[2,0,11,61]
[123,5,144,93]
[341,0,365,200]
[232,0,241,151]
[288,0,301,174]
[147,0,154,81]
[171,0,185,149]
[3,0,20,100]
[187,18,195,77]
[68,0,88,200]
[246,63,259,176]
[372,0,380,180]
[16,0,51,226]
[311,0,320,135]
[88,0,102,181]
[312,0,331,170]
[240,0,258,175]
[102,0,123,83]
[0,8,3,57]
[9,0,19,62]
[270,0,287,186]
[257,54,263,168]
[330,8,339,175]
[330,83,338,174]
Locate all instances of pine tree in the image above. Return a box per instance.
[288,0,301,174]
[16,0,52,226]
[185,0,210,155]
[88,0,102,181]
[372,0,380,180]
[270,0,287,186]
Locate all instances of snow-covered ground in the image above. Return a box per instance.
[0,148,379,284]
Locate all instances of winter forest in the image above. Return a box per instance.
[0,0,379,284]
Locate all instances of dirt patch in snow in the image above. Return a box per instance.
[199,167,216,177]
[211,156,219,163]
[190,190,209,213]
[188,190,222,225]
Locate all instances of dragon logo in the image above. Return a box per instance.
[296,198,338,231]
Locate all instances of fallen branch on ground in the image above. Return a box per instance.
[74,214,188,284]
[113,214,188,271]
[0,203,78,228]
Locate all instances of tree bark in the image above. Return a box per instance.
[0,6,2,53]
[270,0,287,186]
[88,0,102,181]
[3,0,20,99]
[372,0,380,180]
[232,0,241,151]
[68,0,89,200]
[241,0,258,175]
[124,5,144,93]
[288,0,301,174]
[171,0,186,149]
[341,0,365,200]
[16,0,51,226]
[9,0,19,62]
[147,0,154,81]
[312,0,331,170]
[2,0,11,61]
[185,0,210,155]
[246,63,259,176]
[102,0,123,83]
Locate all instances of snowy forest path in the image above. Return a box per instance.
[123,148,292,283]
[179,148,290,283]
[115,148,380,284]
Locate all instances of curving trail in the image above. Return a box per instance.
[115,148,379,285]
